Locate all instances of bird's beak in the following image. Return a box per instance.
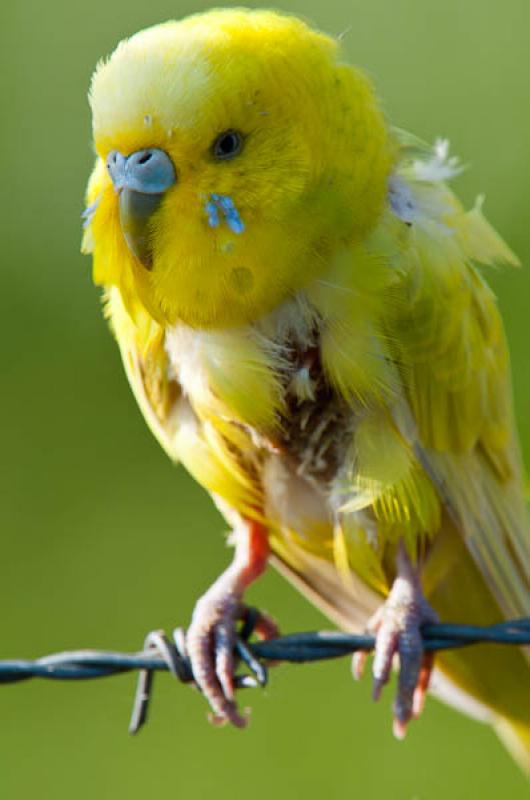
[106,148,177,269]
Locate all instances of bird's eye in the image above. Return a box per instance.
[212,130,244,160]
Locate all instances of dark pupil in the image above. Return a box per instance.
[215,131,241,158]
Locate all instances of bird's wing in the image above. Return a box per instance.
[383,135,530,619]
[103,285,266,521]
[290,138,530,736]
[105,286,184,462]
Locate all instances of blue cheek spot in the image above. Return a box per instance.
[216,195,234,212]
[205,200,220,228]
[204,194,245,234]
[225,205,245,234]
[225,214,245,235]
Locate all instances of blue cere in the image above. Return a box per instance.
[205,194,245,234]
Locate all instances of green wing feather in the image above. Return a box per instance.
[386,137,530,619]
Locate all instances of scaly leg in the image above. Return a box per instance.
[186,518,277,727]
[353,541,438,738]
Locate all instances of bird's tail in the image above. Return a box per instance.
[495,718,530,776]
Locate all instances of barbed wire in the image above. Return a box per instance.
[2,613,529,733]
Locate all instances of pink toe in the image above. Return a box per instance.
[372,623,398,690]
[393,718,408,740]
[352,650,368,681]
[214,622,236,701]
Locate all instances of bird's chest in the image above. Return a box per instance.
[164,317,353,490]
[268,346,353,486]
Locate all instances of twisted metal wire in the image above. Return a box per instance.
[2,614,529,733]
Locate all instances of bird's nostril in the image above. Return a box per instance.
[106,151,122,175]
[137,151,153,165]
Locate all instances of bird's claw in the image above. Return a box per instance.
[185,598,278,728]
[353,563,438,739]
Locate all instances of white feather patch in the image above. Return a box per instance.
[411,138,463,183]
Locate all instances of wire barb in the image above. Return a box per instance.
[1,615,529,733]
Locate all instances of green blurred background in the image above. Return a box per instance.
[2,0,530,797]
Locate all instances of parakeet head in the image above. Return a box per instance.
[85,9,393,328]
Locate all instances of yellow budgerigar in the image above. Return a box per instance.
[82,9,530,769]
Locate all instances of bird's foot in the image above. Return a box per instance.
[184,519,274,727]
[183,600,278,727]
[353,543,438,739]
[128,605,276,735]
